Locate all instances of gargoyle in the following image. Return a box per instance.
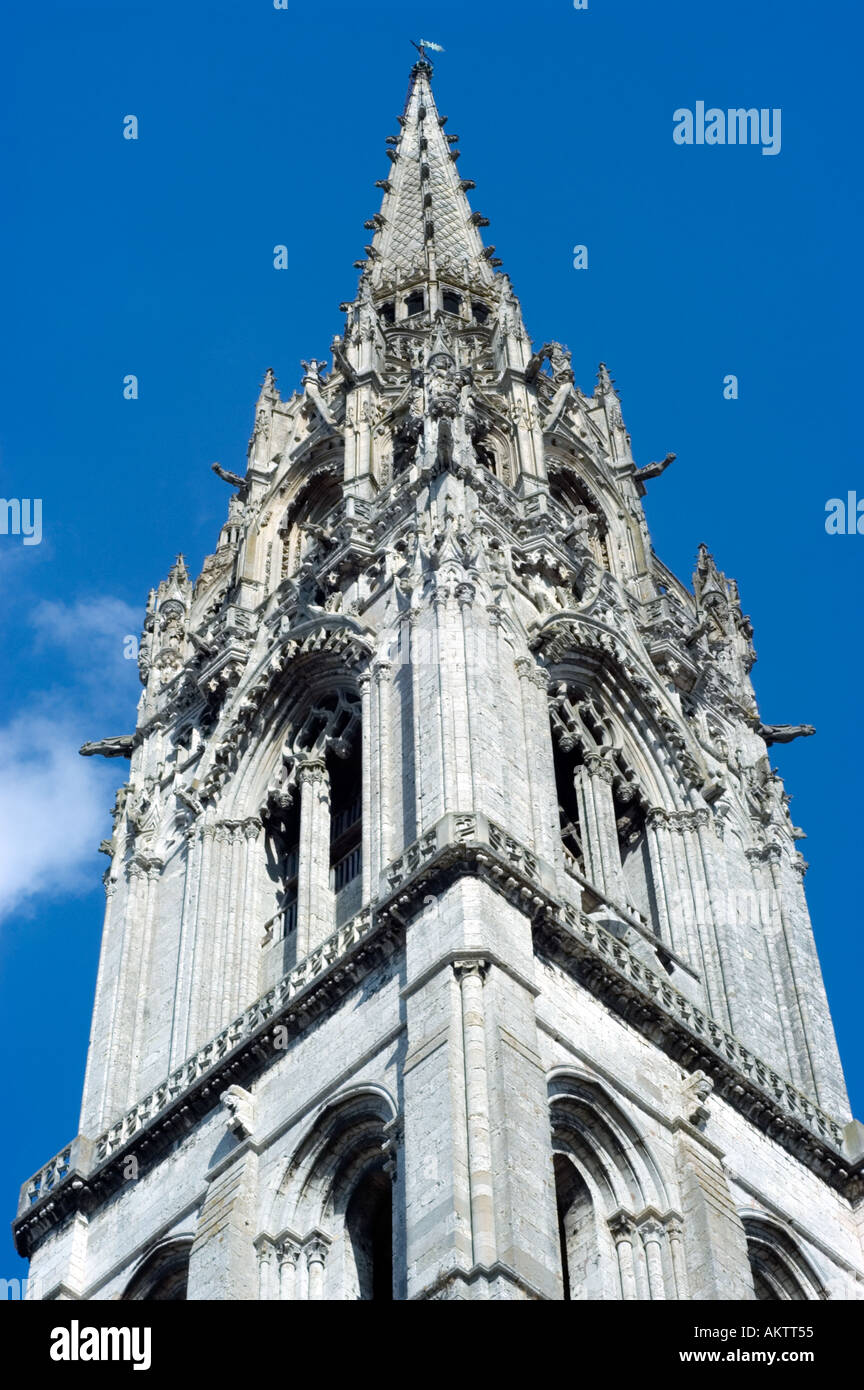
[757,723,815,746]
[79,735,134,759]
[188,630,218,657]
[330,335,357,385]
[525,341,572,383]
[635,452,676,482]
[211,462,246,489]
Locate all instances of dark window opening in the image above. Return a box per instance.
[553,736,585,873]
[405,291,425,317]
[265,801,300,936]
[613,782,657,931]
[554,1155,597,1301]
[442,290,462,315]
[379,301,395,324]
[123,1243,191,1301]
[329,739,362,891]
[346,1169,393,1301]
[471,301,490,324]
[745,1225,814,1301]
[475,441,497,474]
[393,428,419,476]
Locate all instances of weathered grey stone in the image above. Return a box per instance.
[13,53,864,1303]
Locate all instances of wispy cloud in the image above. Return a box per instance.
[31,596,142,724]
[0,710,116,921]
[0,596,143,923]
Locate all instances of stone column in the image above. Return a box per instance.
[406,610,427,836]
[667,1219,688,1299]
[376,660,394,869]
[516,657,558,863]
[255,1238,275,1300]
[575,752,625,901]
[276,1238,301,1300]
[221,823,244,1024]
[435,591,473,815]
[690,807,735,1031]
[116,857,160,1113]
[205,824,227,1038]
[639,1219,666,1300]
[762,842,849,1116]
[186,822,217,1056]
[660,810,729,1028]
[305,1237,329,1300]
[296,758,333,956]
[454,958,496,1269]
[609,1214,638,1300]
[360,671,374,903]
[645,809,691,963]
[80,876,121,1131]
[168,826,203,1071]
[237,818,263,1013]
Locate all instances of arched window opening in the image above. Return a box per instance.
[550,1076,672,1301]
[328,737,362,925]
[122,1241,191,1301]
[264,800,301,942]
[613,779,657,932]
[548,468,609,568]
[280,471,342,579]
[475,440,497,475]
[749,1249,807,1301]
[379,301,395,325]
[405,290,425,317]
[744,1219,822,1302]
[436,417,453,470]
[553,734,585,874]
[471,301,489,324]
[554,1155,602,1300]
[345,1168,393,1301]
[442,289,462,316]
[393,417,422,476]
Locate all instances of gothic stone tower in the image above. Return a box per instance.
[15,55,864,1302]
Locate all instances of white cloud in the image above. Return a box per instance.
[0,711,116,921]
[0,596,144,923]
[31,597,142,721]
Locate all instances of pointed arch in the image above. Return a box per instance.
[535,618,708,811]
[278,459,343,579]
[741,1213,826,1301]
[266,1085,398,1301]
[121,1236,193,1301]
[208,619,374,822]
[548,1070,676,1300]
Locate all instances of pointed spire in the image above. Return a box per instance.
[257,367,280,404]
[694,543,728,603]
[159,554,190,615]
[363,58,496,298]
[596,362,615,395]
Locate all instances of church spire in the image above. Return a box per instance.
[358,54,498,305]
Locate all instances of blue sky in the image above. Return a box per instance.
[1,0,861,1277]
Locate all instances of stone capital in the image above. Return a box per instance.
[452,957,488,983]
[608,1211,636,1245]
[304,1233,331,1268]
[297,758,328,787]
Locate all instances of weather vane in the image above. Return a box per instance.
[411,39,445,59]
